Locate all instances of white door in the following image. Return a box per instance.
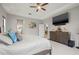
[39,24,45,38]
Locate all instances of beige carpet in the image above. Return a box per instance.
[51,41,79,55]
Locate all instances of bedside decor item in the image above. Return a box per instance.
[17,19,23,34]
[29,22,36,28]
[57,26,62,31]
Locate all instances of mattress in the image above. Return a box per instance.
[0,34,51,55]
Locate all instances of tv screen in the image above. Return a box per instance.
[53,13,69,26]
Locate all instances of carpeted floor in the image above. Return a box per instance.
[51,41,79,55]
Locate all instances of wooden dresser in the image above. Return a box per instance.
[50,31,70,45]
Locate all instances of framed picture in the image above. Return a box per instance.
[29,22,36,28]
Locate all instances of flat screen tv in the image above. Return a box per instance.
[53,13,69,26]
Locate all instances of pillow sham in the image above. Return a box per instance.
[8,32,17,43]
[0,34,13,45]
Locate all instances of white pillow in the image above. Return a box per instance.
[0,34,13,45]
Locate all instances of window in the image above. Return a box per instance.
[2,16,6,33]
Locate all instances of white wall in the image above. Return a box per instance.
[0,5,7,33]
[1,4,79,46]
[6,14,42,35]
[43,6,79,47]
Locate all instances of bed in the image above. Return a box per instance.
[0,34,51,55]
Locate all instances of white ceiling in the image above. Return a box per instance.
[1,3,79,20]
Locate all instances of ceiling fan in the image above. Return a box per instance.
[30,3,48,12]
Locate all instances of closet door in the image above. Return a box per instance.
[39,24,45,38]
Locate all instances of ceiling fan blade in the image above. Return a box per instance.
[41,3,48,6]
[30,6,36,8]
[41,8,46,11]
[37,3,41,5]
[36,9,39,12]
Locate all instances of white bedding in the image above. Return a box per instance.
[0,34,51,55]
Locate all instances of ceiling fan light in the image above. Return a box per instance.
[37,6,41,10]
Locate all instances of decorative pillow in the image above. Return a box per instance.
[8,32,17,43]
[16,32,22,41]
[0,34,13,45]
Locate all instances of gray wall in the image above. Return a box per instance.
[0,5,7,33]
[43,6,79,46]
[6,14,42,35]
